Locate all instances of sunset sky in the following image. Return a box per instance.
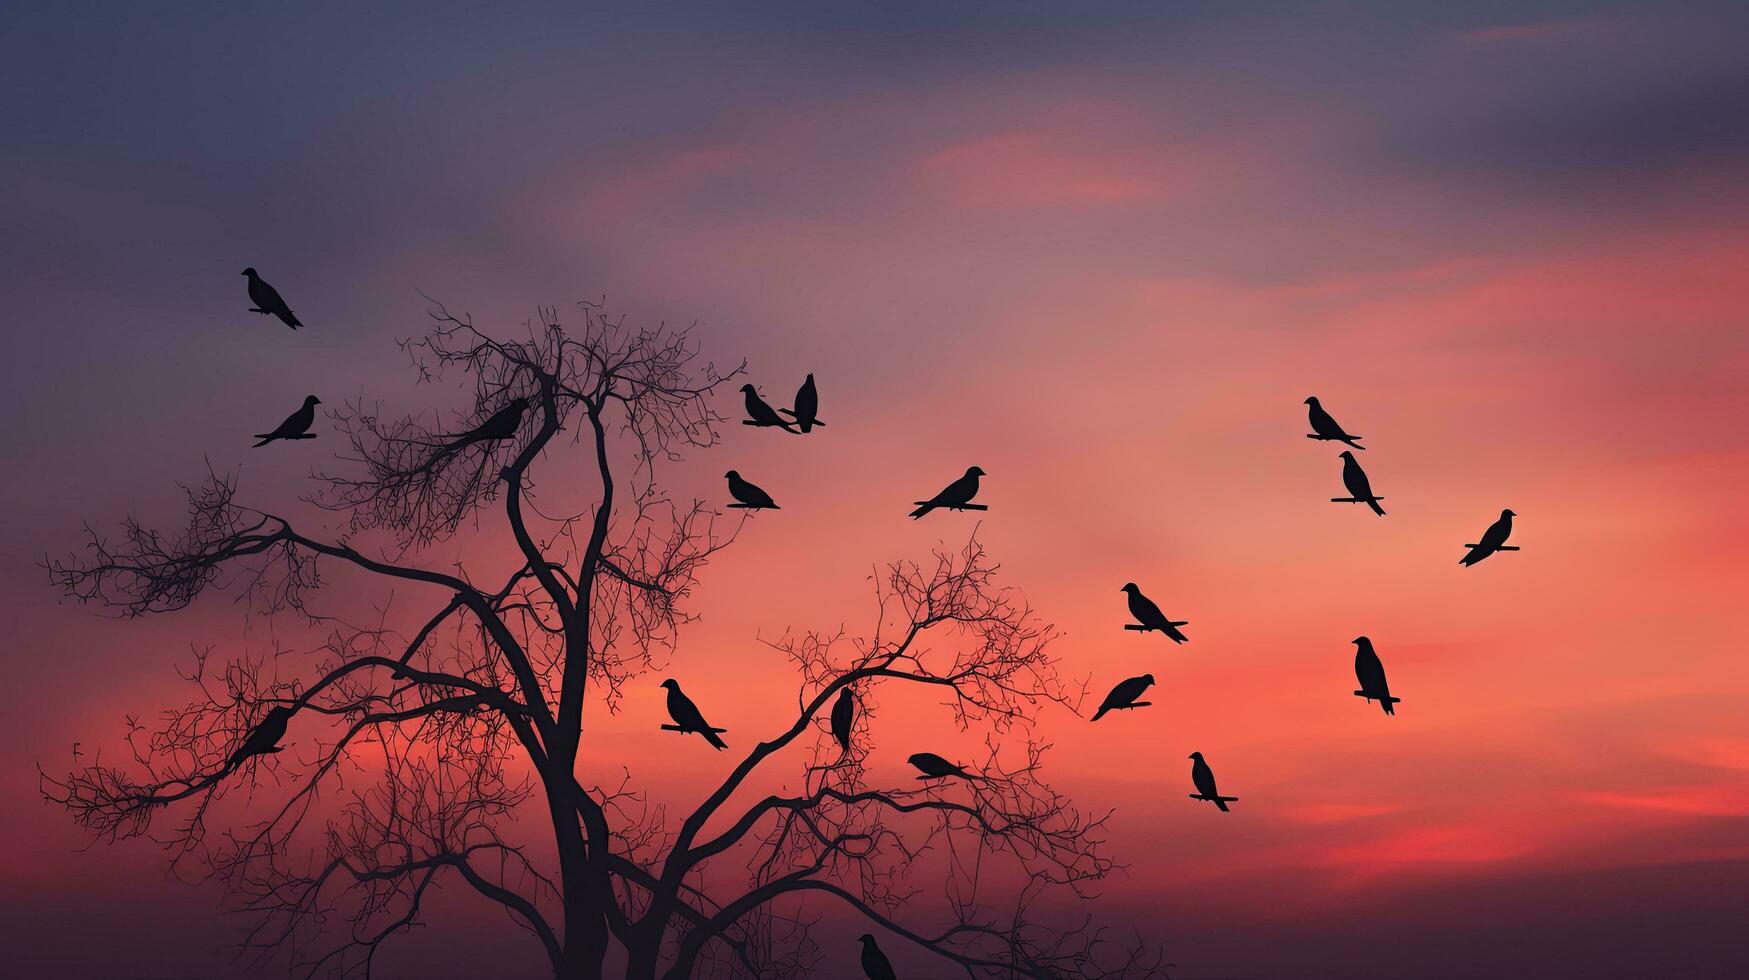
[3,2,1748,978]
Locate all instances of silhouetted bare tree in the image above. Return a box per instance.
[44,300,1166,979]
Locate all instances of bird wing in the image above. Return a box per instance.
[1343,458,1373,498]
[1309,403,1340,437]
[942,472,978,505]
[1129,591,1167,628]
[918,482,955,507]
[862,944,897,980]
[667,689,709,730]
[912,752,954,775]
[1192,760,1218,799]
[1096,687,1123,713]
[1355,647,1385,695]
[282,404,315,436]
[251,277,290,314]
[479,403,525,438]
[732,478,775,507]
[1480,515,1511,550]
[745,391,783,424]
[831,692,854,744]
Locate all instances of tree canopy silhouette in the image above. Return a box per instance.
[42,299,1164,980]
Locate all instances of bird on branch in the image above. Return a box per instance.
[779,373,825,433]
[858,934,898,980]
[725,470,780,510]
[660,679,727,749]
[242,267,302,330]
[908,752,975,780]
[1188,751,1237,812]
[909,466,986,519]
[740,384,798,432]
[1335,451,1386,516]
[1352,636,1400,715]
[1461,509,1517,566]
[1304,395,1364,450]
[227,705,295,770]
[1121,583,1189,643]
[831,687,856,755]
[1092,674,1155,720]
[252,395,321,447]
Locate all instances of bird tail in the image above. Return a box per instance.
[704,729,727,750]
[1460,550,1485,566]
[1367,499,1386,516]
[1091,705,1110,722]
[1214,798,1230,812]
[252,435,275,447]
[909,503,935,519]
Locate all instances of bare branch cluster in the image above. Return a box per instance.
[42,303,1164,980]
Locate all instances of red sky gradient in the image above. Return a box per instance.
[3,4,1748,978]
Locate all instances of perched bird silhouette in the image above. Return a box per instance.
[740,384,797,432]
[725,470,780,509]
[228,705,295,769]
[1338,451,1386,516]
[241,267,302,330]
[253,395,321,447]
[453,397,529,446]
[427,397,529,463]
[1091,674,1155,720]
[858,934,897,980]
[909,466,986,519]
[1120,583,1189,643]
[1188,751,1237,812]
[908,752,973,780]
[830,687,856,755]
[1304,396,1364,450]
[1352,636,1400,716]
[1461,509,1517,566]
[779,373,825,433]
[660,679,726,749]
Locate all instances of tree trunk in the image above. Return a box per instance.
[550,788,610,980]
[623,936,661,980]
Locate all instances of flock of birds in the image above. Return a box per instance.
[709,382,1518,820]
[233,268,1521,978]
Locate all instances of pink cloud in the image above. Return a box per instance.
[1659,735,1749,771]
[1282,802,1406,824]
[916,130,1193,209]
[574,142,749,220]
[1572,786,1749,817]
[1316,824,1535,870]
